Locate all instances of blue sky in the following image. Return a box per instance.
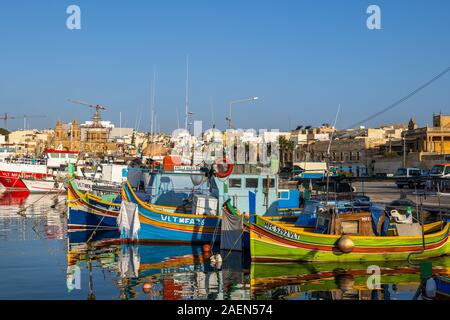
[0,0,449,132]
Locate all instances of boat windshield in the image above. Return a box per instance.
[430,165,445,175]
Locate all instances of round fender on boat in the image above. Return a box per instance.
[337,235,354,253]
[202,244,211,253]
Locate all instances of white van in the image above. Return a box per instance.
[394,167,423,189]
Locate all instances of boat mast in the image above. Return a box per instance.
[326,104,341,205]
[150,65,156,141]
[184,55,189,130]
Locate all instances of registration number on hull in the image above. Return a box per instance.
[263,222,300,241]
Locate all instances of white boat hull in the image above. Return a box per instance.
[22,178,65,193]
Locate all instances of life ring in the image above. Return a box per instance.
[214,158,233,178]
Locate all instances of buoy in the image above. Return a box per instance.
[337,235,354,253]
[203,251,211,260]
[202,244,211,253]
[143,282,152,293]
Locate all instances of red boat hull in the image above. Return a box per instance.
[0,170,50,190]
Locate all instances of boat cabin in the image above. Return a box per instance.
[314,207,389,236]
[211,172,279,216]
[124,163,280,216]
[44,149,79,168]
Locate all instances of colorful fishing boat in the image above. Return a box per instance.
[250,207,450,262]
[122,181,221,244]
[67,179,120,230]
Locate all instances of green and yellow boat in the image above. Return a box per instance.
[250,208,450,262]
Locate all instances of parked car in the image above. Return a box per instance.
[394,167,425,189]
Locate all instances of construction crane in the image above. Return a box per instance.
[0,113,15,130]
[68,99,108,127]
[0,113,46,130]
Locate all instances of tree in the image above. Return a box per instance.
[279,136,294,167]
[0,128,9,136]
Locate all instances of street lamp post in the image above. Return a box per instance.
[226,97,258,129]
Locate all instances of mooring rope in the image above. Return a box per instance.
[17,181,67,216]
[86,215,106,244]
[209,213,222,250]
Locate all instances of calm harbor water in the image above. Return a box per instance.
[0,190,448,300]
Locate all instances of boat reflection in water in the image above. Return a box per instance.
[251,257,450,300]
[66,230,250,300]
[0,190,30,206]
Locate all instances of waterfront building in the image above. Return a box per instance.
[305,125,407,177]
[7,129,53,156]
[403,113,450,154]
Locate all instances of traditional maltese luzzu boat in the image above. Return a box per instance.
[121,181,222,243]
[250,207,450,262]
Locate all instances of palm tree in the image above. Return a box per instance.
[279,136,294,167]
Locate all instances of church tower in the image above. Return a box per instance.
[71,119,81,141]
[55,119,67,141]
